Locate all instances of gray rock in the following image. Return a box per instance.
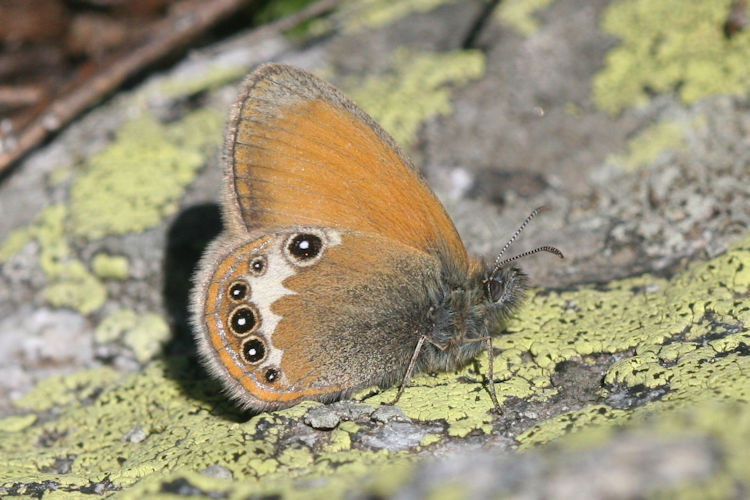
[387,433,718,500]
[303,405,341,430]
[202,464,233,480]
[122,425,147,443]
[328,400,375,421]
[361,422,426,451]
[370,405,411,424]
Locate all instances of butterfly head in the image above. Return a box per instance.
[481,263,528,316]
[472,207,563,324]
[480,206,563,315]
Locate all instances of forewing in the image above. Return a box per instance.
[222,63,468,267]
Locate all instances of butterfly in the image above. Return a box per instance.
[190,63,562,412]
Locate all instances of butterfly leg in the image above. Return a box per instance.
[384,334,428,406]
[386,334,502,411]
[385,333,453,406]
[484,336,501,412]
[464,335,502,412]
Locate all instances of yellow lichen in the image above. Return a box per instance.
[349,49,485,148]
[419,433,442,447]
[0,226,32,263]
[339,0,455,33]
[0,415,36,433]
[91,253,130,280]
[96,309,171,363]
[13,367,123,412]
[159,66,247,98]
[609,120,686,172]
[594,0,750,114]
[43,260,107,314]
[495,0,554,35]
[9,204,108,314]
[69,109,223,240]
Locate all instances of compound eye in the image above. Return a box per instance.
[485,278,504,302]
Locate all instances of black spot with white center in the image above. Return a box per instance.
[241,337,266,364]
[264,368,279,383]
[250,256,266,275]
[228,281,248,301]
[229,306,256,335]
[288,234,322,261]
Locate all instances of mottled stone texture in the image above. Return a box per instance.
[1,0,749,498]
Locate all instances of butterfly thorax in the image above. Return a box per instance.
[418,256,528,373]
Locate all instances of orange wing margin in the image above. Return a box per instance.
[222,63,468,267]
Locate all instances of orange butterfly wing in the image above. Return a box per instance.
[222,63,468,266]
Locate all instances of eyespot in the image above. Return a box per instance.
[228,281,249,301]
[249,256,266,276]
[284,232,325,266]
[288,234,322,260]
[240,336,266,365]
[264,368,279,383]
[485,278,503,303]
[228,304,260,336]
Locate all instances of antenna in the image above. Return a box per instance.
[488,207,564,278]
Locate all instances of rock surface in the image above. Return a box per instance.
[1,0,749,498]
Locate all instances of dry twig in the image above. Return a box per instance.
[0,0,342,177]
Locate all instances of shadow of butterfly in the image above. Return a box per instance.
[190,63,562,412]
